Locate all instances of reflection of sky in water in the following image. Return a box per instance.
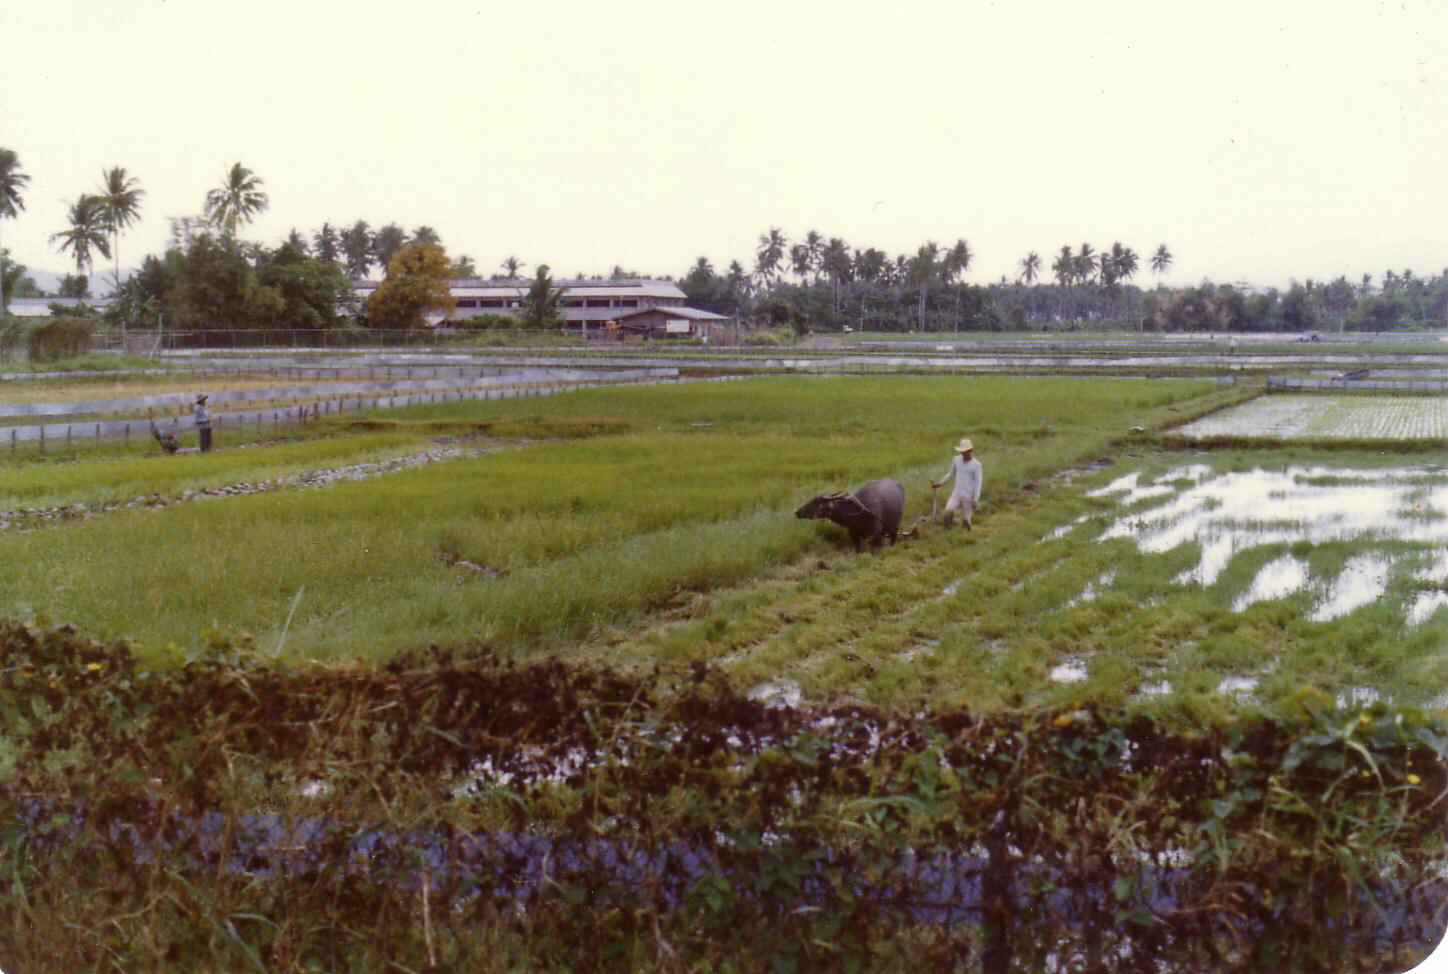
[1094,465,1448,622]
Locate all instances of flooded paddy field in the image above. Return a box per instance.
[1178,393,1448,439]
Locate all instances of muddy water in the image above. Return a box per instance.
[1092,465,1448,624]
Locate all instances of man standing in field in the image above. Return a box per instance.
[932,437,982,529]
[194,394,213,452]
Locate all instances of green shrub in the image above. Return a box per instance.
[25,315,94,362]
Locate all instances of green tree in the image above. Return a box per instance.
[1073,243,1097,286]
[1150,243,1173,281]
[754,227,786,285]
[204,162,268,237]
[366,242,455,330]
[520,264,562,328]
[788,243,811,283]
[1,249,41,305]
[284,228,310,253]
[500,255,525,278]
[450,254,477,278]
[821,237,852,313]
[1051,245,1074,287]
[0,147,28,315]
[312,222,341,264]
[411,226,441,246]
[51,195,112,279]
[371,223,408,270]
[906,241,939,331]
[57,274,90,299]
[97,167,144,294]
[1019,251,1041,284]
[340,221,372,278]
[259,242,356,332]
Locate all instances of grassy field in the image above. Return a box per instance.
[0,376,1234,671]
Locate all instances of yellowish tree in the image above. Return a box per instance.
[366,243,455,330]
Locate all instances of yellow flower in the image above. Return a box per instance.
[86,662,103,672]
[1052,714,1074,728]
[1359,714,1372,725]
[1408,774,1422,786]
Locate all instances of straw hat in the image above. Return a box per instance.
[955,437,974,453]
[195,394,208,404]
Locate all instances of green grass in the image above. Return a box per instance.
[0,376,1224,670]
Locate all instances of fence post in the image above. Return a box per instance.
[39,428,44,455]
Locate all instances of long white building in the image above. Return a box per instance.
[351,277,697,331]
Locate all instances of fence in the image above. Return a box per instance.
[0,372,741,457]
[1269,374,1448,393]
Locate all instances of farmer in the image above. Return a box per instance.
[193,394,213,452]
[932,437,982,530]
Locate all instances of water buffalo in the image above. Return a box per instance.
[795,477,906,552]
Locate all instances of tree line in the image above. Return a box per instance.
[3,145,1444,336]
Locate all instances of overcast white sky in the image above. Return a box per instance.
[2,0,1444,289]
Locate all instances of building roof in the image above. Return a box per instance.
[617,305,730,321]
[352,277,686,300]
[4,297,109,318]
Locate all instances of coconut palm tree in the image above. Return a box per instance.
[97,167,144,293]
[500,255,525,279]
[941,239,973,330]
[821,237,851,313]
[1019,251,1041,285]
[372,223,408,271]
[313,222,341,263]
[0,147,29,314]
[788,243,811,283]
[754,227,786,285]
[803,230,824,284]
[906,241,940,332]
[341,221,373,278]
[1051,246,1074,287]
[411,226,441,246]
[51,195,112,279]
[1150,243,1173,281]
[1073,243,1097,287]
[204,162,268,237]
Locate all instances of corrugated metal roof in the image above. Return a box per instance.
[618,305,729,321]
[353,278,686,300]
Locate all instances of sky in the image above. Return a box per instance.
[2,0,1444,291]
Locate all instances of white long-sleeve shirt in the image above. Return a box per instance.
[193,403,212,429]
[938,455,982,502]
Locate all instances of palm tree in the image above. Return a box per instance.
[500,255,525,278]
[340,221,373,278]
[372,223,408,271]
[284,228,310,253]
[97,167,144,294]
[1051,246,1074,287]
[411,226,441,246]
[788,243,811,283]
[313,222,341,263]
[204,163,268,237]
[1150,243,1173,281]
[754,227,786,285]
[0,147,29,315]
[1019,252,1041,285]
[906,241,940,332]
[1073,243,1097,287]
[941,239,972,330]
[821,237,851,313]
[803,230,824,284]
[51,195,112,279]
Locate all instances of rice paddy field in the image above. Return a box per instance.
[5,369,1448,971]
[1180,392,1448,439]
[1,374,1444,724]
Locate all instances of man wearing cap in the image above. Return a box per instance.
[194,394,213,452]
[932,437,982,529]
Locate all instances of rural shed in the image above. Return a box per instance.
[616,305,731,341]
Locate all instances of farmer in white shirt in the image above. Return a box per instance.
[194,394,213,452]
[932,437,982,529]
